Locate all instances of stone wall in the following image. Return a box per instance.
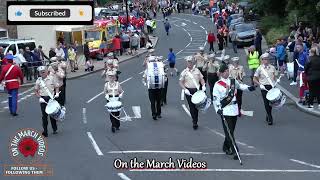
[0,0,17,38]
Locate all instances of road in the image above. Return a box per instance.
[1,13,320,180]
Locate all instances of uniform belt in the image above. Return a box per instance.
[5,79,18,82]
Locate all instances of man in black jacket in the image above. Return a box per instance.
[305,47,320,108]
[255,29,262,57]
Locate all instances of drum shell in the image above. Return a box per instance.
[45,100,61,115]
[191,91,211,111]
[106,100,123,112]
[146,62,165,89]
[266,88,286,108]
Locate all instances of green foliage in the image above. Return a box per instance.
[258,16,284,34]
[265,25,289,45]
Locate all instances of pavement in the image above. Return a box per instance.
[1,13,320,180]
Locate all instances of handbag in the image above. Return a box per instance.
[0,65,15,93]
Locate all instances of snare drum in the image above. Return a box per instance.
[45,99,66,121]
[106,100,123,112]
[266,88,286,108]
[191,91,211,111]
[287,62,294,80]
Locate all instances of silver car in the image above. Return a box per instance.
[234,23,256,46]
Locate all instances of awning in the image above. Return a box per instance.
[55,25,85,32]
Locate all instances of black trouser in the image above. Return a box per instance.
[250,68,257,86]
[40,96,57,133]
[209,42,214,52]
[293,60,298,82]
[256,45,262,57]
[185,88,198,125]
[218,42,223,50]
[148,89,161,117]
[224,36,228,47]
[57,77,66,106]
[26,66,33,81]
[221,115,238,153]
[308,80,320,105]
[110,111,120,128]
[236,90,243,112]
[261,85,273,122]
[161,80,168,104]
[198,67,207,83]
[208,73,219,101]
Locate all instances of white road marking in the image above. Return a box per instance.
[87,132,103,156]
[181,22,187,26]
[188,30,203,32]
[139,71,144,74]
[132,106,141,118]
[1,88,35,104]
[240,109,254,117]
[290,159,320,169]
[200,25,205,30]
[193,22,197,25]
[108,150,263,156]
[181,90,184,101]
[205,30,208,35]
[205,127,256,149]
[177,49,184,54]
[130,169,320,173]
[118,173,132,180]
[182,104,191,117]
[86,77,133,103]
[82,108,87,124]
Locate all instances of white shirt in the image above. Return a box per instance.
[212,77,250,116]
[55,48,65,58]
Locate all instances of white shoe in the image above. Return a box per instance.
[290,82,297,86]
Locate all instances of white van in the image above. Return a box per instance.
[0,38,36,56]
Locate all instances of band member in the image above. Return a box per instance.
[194,47,208,83]
[203,53,220,101]
[229,57,246,116]
[102,59,119,82]
[104,70,124,133]
[35,66,60,137]
[179,56,206,130]
[0,54,24,116]
[161,61,169,106]
[48,61,65,106]
[212,64,255,159]
[253,53,278,125]
[143,56,164,120]
[143,49,155,67]
[247,45,260,85]
[54,57,67,106]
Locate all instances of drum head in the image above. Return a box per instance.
[266,88,281,101]
[45,100,60,114]
[191,91,206,104]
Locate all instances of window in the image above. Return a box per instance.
[0,29,8,38]
[8,44,17,55]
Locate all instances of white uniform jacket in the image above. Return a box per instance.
[212,77,250,116]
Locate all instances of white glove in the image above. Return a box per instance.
[184,89,191,96]
[260,84,266,90]
[54,92,60,98]
[105,94,110,100]
[201,84,206,91]
[143,82,147,86]
[276,79,281,84]
[119,93,123,98]
[39,98,46,103]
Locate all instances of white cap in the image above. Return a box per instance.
[184,56,193,62]
[231,57,239,61]
[50,57,58,61]
[107,70,116,76]
[148,49,155,53]
[199,47,204,51]
[148,56,156,62]
[260,53,269,60]
[37,66,47,72]
[107,59,114,64]
[107,52,114,57]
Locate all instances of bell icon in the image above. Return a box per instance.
[79,9,84,16]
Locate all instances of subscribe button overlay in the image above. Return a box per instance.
[7,1,93,25]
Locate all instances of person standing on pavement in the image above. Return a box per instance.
[203,53,219,101]
[305,47,320,108]
[0,54,24,116]
[229,27,238,53]
[212,63,255,160]
[247,45,260,86]
[112,35,121,57]
[104,70,124,133]
[68,45,76,72]
[143,56,163,120]
[207,31,216,53]
[194,47,208,83]
[253,53,278,125]
[130,32,139,55]
[167,48,178,76]
[229,57,246,116]
[179,56,206,130]
[55,44,65,59]
[291,44,308,86]
[255,29,263,57]
[164,18,171,36]
[35,66,60,137]
[38,45,49,65]
[275,39,286,74]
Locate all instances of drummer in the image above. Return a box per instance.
[48,61,65,106]
[229,57,245,116]
[104,70,124,133]
[212,63,255,160]
[34,66,60,137]
[179,56,206,130]
[203,53,220,101]
[194,47,208,83]
[253,53,278,125]
[102,57,119,82]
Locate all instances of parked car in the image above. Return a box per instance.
[0,38,36,56]
[234,23,256,46]
[229,17,244,29]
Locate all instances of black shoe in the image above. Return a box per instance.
[268,121,273,125]
[53,131,58,134]
[42,132,48,137]
[161,103,164,106]
[265,116,269,122]
[111,127,116,133]
[233,155,239,160]
[157,115,162,119]
[153,116,157,120]
[193,124,198,130]
[224,149,233,155]
[11,113,18,116]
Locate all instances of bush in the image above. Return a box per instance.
[265,25,289,45]
[258,16,284,34]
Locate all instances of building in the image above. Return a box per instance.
[0,0,17,38]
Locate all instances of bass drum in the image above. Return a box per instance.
[266,88,286,108]
[146,62,165,89]
[287,62,294,80]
